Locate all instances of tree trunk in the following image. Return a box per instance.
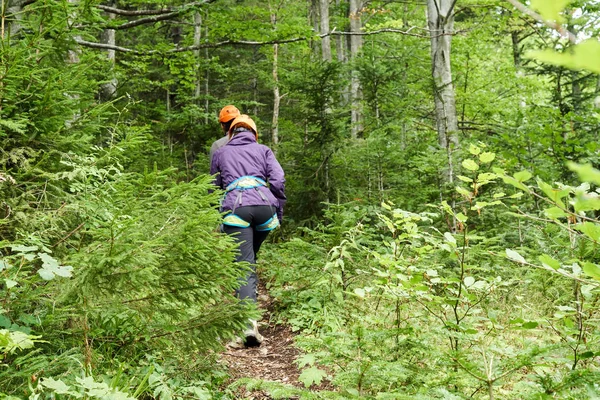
[100,5,117,100]
[427,0,458,160]
[270,7,281,150]
[2,0,23,40]
[194,11,202,102]
[320,0,331,61]
[335,0,345,62]
[349,0,363,138]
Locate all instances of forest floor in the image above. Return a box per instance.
[218,281,304,399]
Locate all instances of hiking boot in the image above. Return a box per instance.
[243,319,263,347]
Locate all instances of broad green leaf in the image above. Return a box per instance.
[568,162,600,185]
[462,159,479,171]
[582,262,600,280]
[574,222,600,242]
[456,213,468,223]
[506,249,526,264]
[464,276,475,287]
[469,144,481,155]
[530,0,572,22]
[544,206,568,219]
[479,152,495,163]
[522,321,539,329]
[539,254,560,270]
[494,170,529,192]
[537,179,570,208]
[444,232,456,244]
[456,186,472,199]
[477,172,497,183]
[528,40,600,74]
[10,245,37,253]
[4,280,17,289]
[573,194,600,213]
[580,351,595,360]
[299,366,327,388]
[514,170,532,182]
[41,378,82,397]
[457,175,473,183]
[493,192,505,198]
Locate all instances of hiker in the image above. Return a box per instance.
[210,105,241,163]
[210,114,286,347]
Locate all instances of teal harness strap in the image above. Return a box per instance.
[222,175,278,230]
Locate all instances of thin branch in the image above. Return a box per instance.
[107,0,217,30]
[97,5,173,16]
[75,27,454,54]
[505,0,577,44]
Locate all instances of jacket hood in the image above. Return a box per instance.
[228,130,256,145]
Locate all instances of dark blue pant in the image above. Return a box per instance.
[223,206,273,303]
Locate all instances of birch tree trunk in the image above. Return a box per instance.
[270,6,281,150]
[427,0,458,170]
[320,0,331,61]
[335,0,345,62]
[100,5,117,100]
[194,11,202,103]
[349,0,363,138]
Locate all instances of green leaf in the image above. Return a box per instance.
[528,40,600,74]
[41,378,82,397]
[530,0,572,22]
[506,249,526,264]
[477,172,497,183]
[544,206,568,219]
[573,194,600,213]
[354,288,365,298]
[444,232,456,244]
[455,213,468,223]
[574,222,600,242]
[456,186,472,199]
[469,144,481,155]
[464,276,475,287]
[522,321,539,329]
[479,152,495,163]
[537,179,570,208]
[457,175,473,183]
[4,279,17,289]
[10,245,38,253]
[462,159,479,171]
[539,254,560,270]
[582,262,600,280]
[514,170,532,183]
[299,366,327,388]
[568,162,600,185]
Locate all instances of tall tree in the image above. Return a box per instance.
[349,0,363,138]
[427,0,458,180]
[320,0,332,61]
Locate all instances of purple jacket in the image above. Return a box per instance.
[210,130,286,221]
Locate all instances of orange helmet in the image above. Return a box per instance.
[228,114,258,140]
[219,105,240,123]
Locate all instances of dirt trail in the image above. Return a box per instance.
[219,282,303,399]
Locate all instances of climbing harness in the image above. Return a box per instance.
[222,175,279,231]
